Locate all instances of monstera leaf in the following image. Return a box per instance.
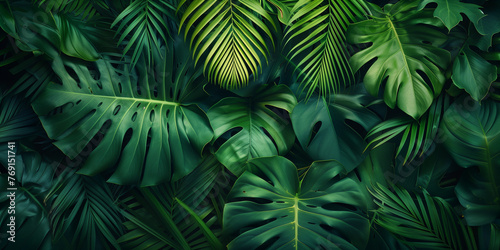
[224,156,370,249]
[208,84,296,175]
[347,0,450,119]
[291,90,381,171]
[418,0,485,31]
[441,98,500,225]
[0,150,55,250]
[32,36,213,186]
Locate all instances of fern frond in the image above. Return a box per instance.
[179,0,276,89]
[285,0,369,98]
[371,184,477,250]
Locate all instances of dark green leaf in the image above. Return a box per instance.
[224,156,370,249]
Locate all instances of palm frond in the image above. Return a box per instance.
[366,95,448,164]
[284,0,369,98]
[0,94,39,142]
[34,0,109,19]
[179,0,276,89]
[111,0,175,67]
[117,154,226,249]
[46,171,124,249]
[371,184,477,250]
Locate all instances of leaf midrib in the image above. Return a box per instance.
[387,15,412,86]
[49,88,180,106]
[476,116,500,200]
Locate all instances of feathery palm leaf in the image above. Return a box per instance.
[34,0,109,19]
[0,95,39,142]
[179,0,276,89]
[371,184,477,250]
[366,95,448,164]
[46,171,124,249]
[284,0,369,98]
[112,0,175,67]
[118,155,225,250]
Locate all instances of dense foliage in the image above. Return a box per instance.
[0,0,499,249]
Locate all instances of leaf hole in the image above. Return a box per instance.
[149,110,155,122]
[261,127,279,151]
[345,119,368,138]
[153,86,158,97]
[97,102,103,107]
[113,105,121,115]
[308,121,322,147]
[256,236,279,250]
[321,203,357,212]
[131,112,137,122]
[416,70,433,90]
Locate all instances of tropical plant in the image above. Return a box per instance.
[0,0,499,249]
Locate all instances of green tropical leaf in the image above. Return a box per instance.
[111,0,175,67]
[0,1,110,61]
[474,0,500,51]
[34,0,109,19]
[0,95,39,143]
[284,0,369,97]
[417,0,485,31]
[0,150,55,250]
[207,84,296,176]
[118,169,224,250]
[372,184,477,250]
[291,89,381,171]
[7,55,56,99]
[366,94,448,164]
[347,0,450,119]
[479,222,500,250]
[47,171,124,249]
[54,13,102,61]
[32,36,213,186]
[265,0,292,24]
[441,98,500,225]
[179,0,276,89]
[451,36,497,101]
[224,156,370,249]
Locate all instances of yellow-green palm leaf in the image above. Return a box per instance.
[179,0,276,89]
